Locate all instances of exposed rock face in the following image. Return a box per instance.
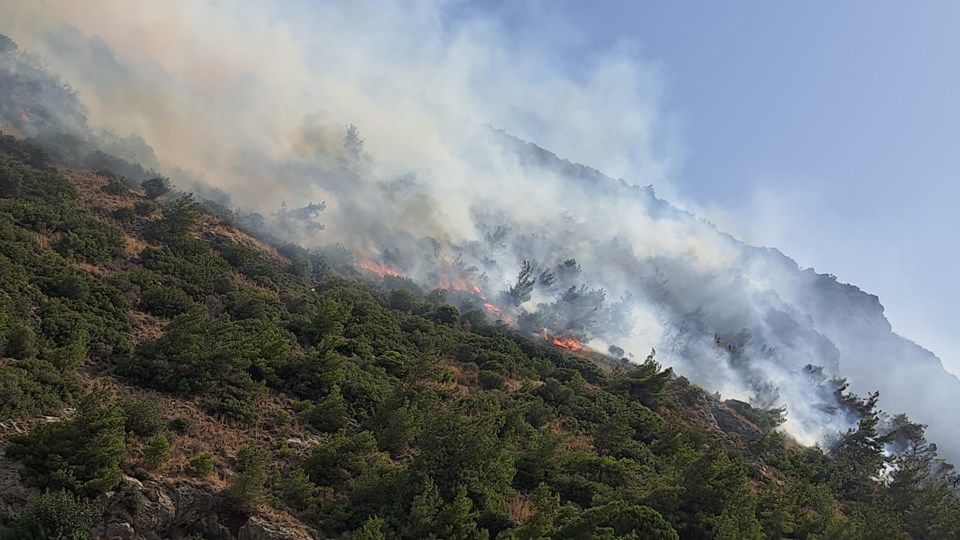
[0,446,40,523]
[90,475,314,540]
[93,475,222,539]
[238,516,316,540]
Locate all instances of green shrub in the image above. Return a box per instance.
[168,417,190,434]
[133,200,156,216]
[478,369,506,390]
[4,322,37,359]
[120,397,166,437]
[224,445,270,513]
[186,451,214,477]
[141,433,171,470]
[279,467,316,512]
[138,285,193,317]
[111,206,137,223]
[3,489,91,540]
[141,177,170,200]
[0,358,83,418]
[5,393,127,497]
[102,177,128,196]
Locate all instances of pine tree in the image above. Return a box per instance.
[5,392,127,497]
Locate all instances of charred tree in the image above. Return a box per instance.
[505,260,536,306]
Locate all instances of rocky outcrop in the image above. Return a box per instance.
[238,516,316,540]
[93,474,223,539]
[0,446,40,523]
[91,475,315,540]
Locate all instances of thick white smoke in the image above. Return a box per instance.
[4,0,959,460]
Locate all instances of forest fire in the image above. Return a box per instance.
[436,257,482,294]
[358,258,404,278]
[439,276,482,294]
[543,331,585,352]
[483,302,516,324]
[16,107,29,123]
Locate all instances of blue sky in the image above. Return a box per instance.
[458,1,960,375]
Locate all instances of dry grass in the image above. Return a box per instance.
[235,272,280,297]
[73,260,112,278]
[65,169,138,213]
[199,217,289,267]
[545,419,595,452]
[504,494,534,524]
[127,310,168,345]
[124,234,148,258]
[79,373,308,489]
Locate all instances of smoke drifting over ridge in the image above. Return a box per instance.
[4,0,960,461]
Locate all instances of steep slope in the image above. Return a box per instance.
[1,134,958,538]
[1,30,958,463]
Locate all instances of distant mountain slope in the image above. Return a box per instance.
[501,134,960,463]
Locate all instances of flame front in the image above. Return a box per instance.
[543,330,585,352]
[359,254,518,325]
[437,257,482,293]
[483,302,501,316]
[358,258,404,278]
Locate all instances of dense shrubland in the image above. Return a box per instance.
[0,134,958,538]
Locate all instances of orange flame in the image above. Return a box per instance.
[437,257,482,293]
[16,108,29,123]
[543,331,585,352]
[358,258,404,278]
[483,302,501,316]
[439,276,481,293]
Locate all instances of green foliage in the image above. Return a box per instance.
[299,384,349,432]
[144,193,200,242]
[224,445,271,514]
[278,467,316,512]
[44,330,88,372]
[559,500,679,540]
[186,451,214,478]
[0,357,83,418]
[53,217,124,262]
[6,392,127,498]
[111,206,137,223]
[611,350,672,407]
[435,304,460,326]
[4,322,38,359]
[302,430,383,489]
[141,176,171,200]
[142,432,172,469]
[478,369,507,390]
[102,177,128,196]
[119,397,166,437]
[120,307,293,421]
[352,516,389,540]
[2,489,91,540]
[139,285,194,317]
[830,387,894,499]
[133,200,156,216]
[412,403,515,512]
[365,392,421,456]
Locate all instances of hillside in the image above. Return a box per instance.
[0,133,958,538]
